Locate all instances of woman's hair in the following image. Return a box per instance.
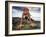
[23,7,29,11]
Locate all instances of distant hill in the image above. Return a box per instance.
[12,17,40,22]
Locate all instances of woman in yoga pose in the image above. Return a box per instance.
[17,7,36,30]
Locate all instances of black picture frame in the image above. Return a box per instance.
[5,1,45,36]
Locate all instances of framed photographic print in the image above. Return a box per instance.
[5,1,45,36]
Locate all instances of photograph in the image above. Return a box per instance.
[5,1,45,36]
[12,6,40,30]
